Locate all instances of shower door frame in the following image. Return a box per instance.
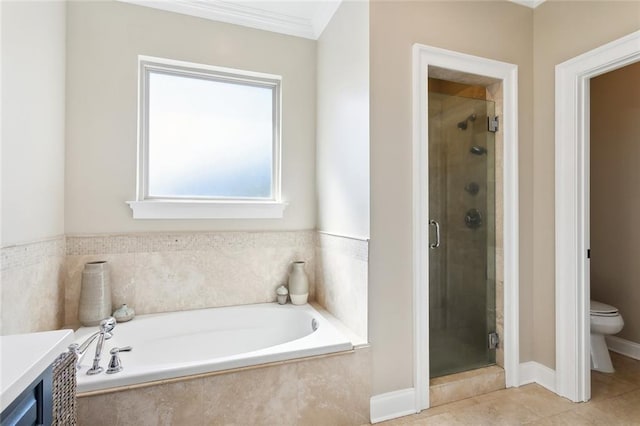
[412,44,520,412]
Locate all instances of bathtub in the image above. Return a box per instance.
[73,303,353,393]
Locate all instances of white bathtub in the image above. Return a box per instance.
[73,303,353,393]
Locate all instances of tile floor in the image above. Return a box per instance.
[376,352,640,425]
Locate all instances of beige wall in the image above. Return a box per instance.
[315,1,370,343]
[317,0,370,239]
[65,1,316,234]
[532,0,640,368]
[1,1,67,335]
[590,62,640,344]
[369,0,534,394]
[1,0,66,246]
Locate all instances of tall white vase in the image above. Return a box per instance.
[288,261,309,305]
[78,261,112,326]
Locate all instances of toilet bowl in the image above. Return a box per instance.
[590,300,624,373]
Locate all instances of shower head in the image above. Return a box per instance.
[470,146,488,155]
[457,113,477,130]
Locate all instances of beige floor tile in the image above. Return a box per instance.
[585,388,640,424]
[372,398,478,425]
[449,395,542,425]
[406,412,465,425]
[574,401,629,425]
[420,397,479,418]
[590,370,637,401]
[503,384,575,418]
[469,387,514,404]
[375,355,640,426]
[610,352,640,387]
[525,409,597,426]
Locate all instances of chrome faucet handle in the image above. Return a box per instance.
[100,317,117,333]
[106,346,133,375]
[110,346,132,354]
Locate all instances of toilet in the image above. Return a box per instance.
[590,300,624,373]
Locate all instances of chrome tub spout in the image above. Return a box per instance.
[68,317,116,369]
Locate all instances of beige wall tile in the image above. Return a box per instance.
[1,237,66,335]
[77,349,371,425]
[65,231,315,325]
[315,233,368,340]
[202,364,299,426]
[78,379,204,426]
[297,348,371,425]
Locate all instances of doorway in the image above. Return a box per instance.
[554,30,640,402]
[412,44,520,412]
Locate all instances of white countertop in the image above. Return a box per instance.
[0,329,74,411]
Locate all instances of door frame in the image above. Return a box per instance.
[554,30,640,403]
[412,44,520,411]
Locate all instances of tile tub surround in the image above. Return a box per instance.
[0,236,66,335]
[65,231,316,327]
[315,233,369,341]
[77,347,371,426]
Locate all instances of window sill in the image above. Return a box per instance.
[126,200,287,219]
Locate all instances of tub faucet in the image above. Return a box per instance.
[106,346,133,374]
[68,317,116,372]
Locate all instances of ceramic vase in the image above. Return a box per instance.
[78,261,112,326]
[113,304,135,322]
[276,285,289,305]
[288,261,309,305]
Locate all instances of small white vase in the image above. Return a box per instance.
[288,261,309,305]
[78,261,112,326]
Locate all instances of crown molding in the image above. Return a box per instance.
[118,0,341,40]
[509,0,546,8]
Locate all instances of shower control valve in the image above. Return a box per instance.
[464,209,483,229]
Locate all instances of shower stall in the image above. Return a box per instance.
[428,90,497,378]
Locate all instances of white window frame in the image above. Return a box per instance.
[127,55,286,219]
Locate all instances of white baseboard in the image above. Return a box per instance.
[370,363,559,423]
[519,361,556,393]
[606,336,640,360]
[370,388,417,424]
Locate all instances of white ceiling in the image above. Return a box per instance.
[509,0,546,8]
[119,0,546,40]
[119,0,343,40]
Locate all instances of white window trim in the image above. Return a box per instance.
[127,55,286,219]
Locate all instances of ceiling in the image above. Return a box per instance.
[509,0,546,8]
[119,0,545,40]
[119,0,343,40]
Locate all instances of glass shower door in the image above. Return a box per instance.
[428,91,497,378]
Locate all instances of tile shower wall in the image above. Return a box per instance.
[78,348,371,425]
[0,236,66,335]
[315,233,369,341]
[64,231,315,327]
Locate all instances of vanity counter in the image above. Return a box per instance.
[1,329,74,411]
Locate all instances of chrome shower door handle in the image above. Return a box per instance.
[429,220,440,249]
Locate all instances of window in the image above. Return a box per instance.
[127,56,285,219]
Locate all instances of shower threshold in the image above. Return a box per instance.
[429,365,505,408]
